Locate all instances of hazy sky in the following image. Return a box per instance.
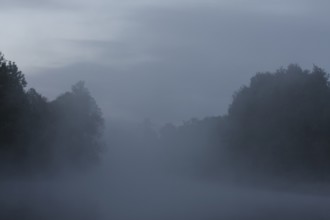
[1,0,330,123]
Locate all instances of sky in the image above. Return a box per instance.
[1,0,330,124]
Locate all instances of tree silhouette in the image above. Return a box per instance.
[50,81,104,169]
[226,64,330,178]
[0,53,28,167]
[0,53,105,174]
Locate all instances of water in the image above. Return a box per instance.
[1,143,330,220]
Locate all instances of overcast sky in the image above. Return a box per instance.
[1,0,330,123]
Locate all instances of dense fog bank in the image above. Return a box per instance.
[2,53,330,219]
[2,128,330,220]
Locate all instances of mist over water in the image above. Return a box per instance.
[2,1,330,218]
[1,55,330,219]
[1,120,330,220]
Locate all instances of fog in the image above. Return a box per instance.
[3,0,330,219]
[2,115,330,220]
[0,147,329,220]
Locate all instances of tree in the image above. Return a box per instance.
[24,88,51,170]
[0,53,28,164]
[51,81,104,169]
[225,64,330,178]
[0,52,105,174]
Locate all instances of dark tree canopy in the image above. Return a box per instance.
[0,53,28,157]
[226,64,330,177]
[157,64,330,180]
[0,53,104,175]
[51,81,104,169]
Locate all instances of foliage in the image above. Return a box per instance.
[226,64,330,177]
[50,81,104,169]
[158,64,330,179]
[0,53,104,175]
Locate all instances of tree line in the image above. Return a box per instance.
[0,53,104,176]
[158,64,330,180]
[3,50,330,180]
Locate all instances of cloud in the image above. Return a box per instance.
[3,0,330,71]
[0,0,62,9]
[9,1,330,123]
